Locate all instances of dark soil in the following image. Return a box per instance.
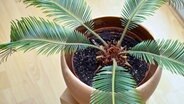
[73,29,148,86]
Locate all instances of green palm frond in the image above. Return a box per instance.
[90,59,142,104]
[121,0,165,28]
[23,0,93,29]
[23,0,108,46]
[121,0,165,29]
[126,40,184,76]
[0,17,102,63]
[0,48,15,64]
[91,90,141,104]
[169,0,184,9]
[118,0,166,46]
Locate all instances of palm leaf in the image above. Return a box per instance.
[0,48,15,64]
[23,0,108,46]
[169,0,184,9]
[23,0,93,29]
[91,90,141,104]
[0,17,102,63]
[90,59,142,104]
[126,40,184,76]
[118,0,166,46]
[121,0,166,29]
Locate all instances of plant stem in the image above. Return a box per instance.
[15,39,106,53]
[122,50,184,67]
[117,21,130,47]
[112,58,117,104]
[82,24,109,47]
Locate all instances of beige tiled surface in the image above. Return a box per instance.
[0,0,184,104]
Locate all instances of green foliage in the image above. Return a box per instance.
[0,0,184,103]
[127,40,184,76]
[169,0,184,9]
[23,0,93,29]
[118,0,166,46]
[91,59,142,104]
[121,0,166,30]
[121,0,184,30]
[91,90,142,104]
[0,48,15,64]
[0,17,95,63]
[23,0,108,46]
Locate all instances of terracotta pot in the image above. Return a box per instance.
[61,17,162,104]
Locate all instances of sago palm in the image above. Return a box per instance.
[0,0,184,104]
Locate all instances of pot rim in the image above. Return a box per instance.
[61,53,162,103]
[68,16,158,86]
[61,16,162,103]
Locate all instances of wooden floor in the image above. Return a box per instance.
[0,0,184,104]
[0,0,66,104]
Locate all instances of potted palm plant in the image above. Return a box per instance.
[0,0,184,104]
